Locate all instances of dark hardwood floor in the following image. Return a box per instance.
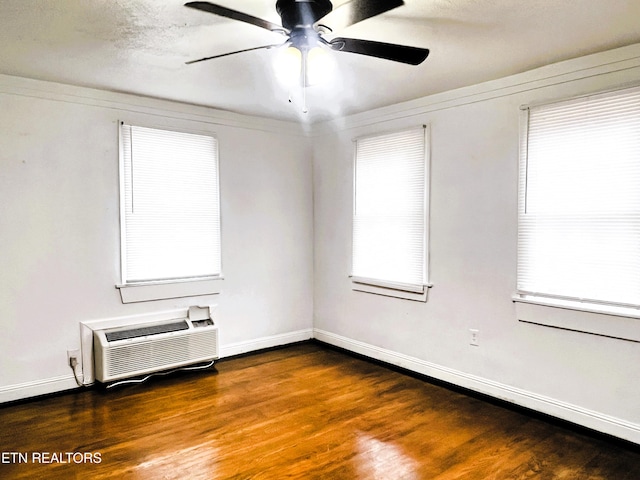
[1,342,638,479]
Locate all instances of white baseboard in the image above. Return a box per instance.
[313,328,640,445]
[4,327,637,446]
[0,328,313,404]
[219,329,314,358]
[0,375,78,404]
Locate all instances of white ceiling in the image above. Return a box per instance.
[1,0,639,123]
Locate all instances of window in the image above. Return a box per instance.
[516,85,640,312]
[351,126,430,300]
[117,123,222,302]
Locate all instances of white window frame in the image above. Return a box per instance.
[514,85,640,342]
[351,125,432,301]
[116,122,223,303]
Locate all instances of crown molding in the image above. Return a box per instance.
[0,73,307,136]
[311,43,640,136]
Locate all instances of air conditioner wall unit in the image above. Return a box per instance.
[93,315,218,383]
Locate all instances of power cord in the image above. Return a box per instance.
[106,360,216,389]
[68,355,215,389]
[69,356,92,388]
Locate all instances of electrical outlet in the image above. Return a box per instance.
[469,329,479,346]
[67,349,80,367]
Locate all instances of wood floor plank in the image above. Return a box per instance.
[0,342,638,479]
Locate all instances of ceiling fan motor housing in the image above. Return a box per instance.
[276,0,333,30]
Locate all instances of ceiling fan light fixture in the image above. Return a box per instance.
[274,45,303,86]
[306,45,334,85]
[274,43,334,88]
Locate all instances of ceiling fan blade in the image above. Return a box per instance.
[186,43,284,65]
[329,37,429,65]
[317,0,404,31]
[185,2,283,32]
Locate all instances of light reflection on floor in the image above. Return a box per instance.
[355,431,420,479]
[132,442,218,479]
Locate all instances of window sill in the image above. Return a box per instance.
[513,295,640,343]
[117,278,223,304]
[352,277,432,302]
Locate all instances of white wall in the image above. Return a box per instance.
[312,44,640,444]
[0,75,314,402]
[1,43,639,444]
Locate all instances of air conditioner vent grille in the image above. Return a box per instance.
[104,329,218,378]
[105,320,189,342]
[94,319,219,383]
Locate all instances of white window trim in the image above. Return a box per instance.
[350,125,431,301]
[352,276,433,301]
[116,121,223,303]
[116,278,223,304]
[513,295,640,343]
[515,86,640,341]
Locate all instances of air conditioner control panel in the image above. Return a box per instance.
[191,318,214,328]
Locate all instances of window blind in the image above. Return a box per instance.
[517,86,640,307]
[352,127,428,291]
[120,124,221,284]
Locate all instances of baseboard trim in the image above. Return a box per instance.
[1,329,313,404]
[0,375,78,404]
[219,329,314,359]
[4,328,637,445]
[313,328,640,445]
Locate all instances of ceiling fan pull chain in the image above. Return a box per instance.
[303,86,308,114]
[302,49,309,114]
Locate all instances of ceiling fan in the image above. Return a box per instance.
[184,0,430,67]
